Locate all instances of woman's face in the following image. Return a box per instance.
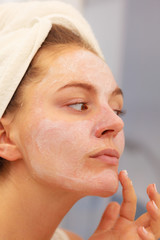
[14,48,124,197]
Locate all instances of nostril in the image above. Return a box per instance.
[102,130,108,135]
[101,129,114,135]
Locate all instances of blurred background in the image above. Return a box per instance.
[1,0,160,239]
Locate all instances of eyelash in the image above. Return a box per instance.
[114,109,126,116]
[68,102,88,111]
[68,102,126,116]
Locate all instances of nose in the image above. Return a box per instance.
[93,107,124,138]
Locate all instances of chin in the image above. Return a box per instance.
[90,171,119,197]
[90,185,119,198]
[98,187,119,198]
[78,179,119,198]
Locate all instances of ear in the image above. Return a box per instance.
[0,118,22,161]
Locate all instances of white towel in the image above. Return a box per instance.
[0,1,103,118]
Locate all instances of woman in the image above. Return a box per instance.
[0,1,160,240]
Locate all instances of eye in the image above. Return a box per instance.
[114,109,126,116]
[68,102,88,111]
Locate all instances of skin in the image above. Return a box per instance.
[89,171,159,240]
[9,48,125,197]
[0,47,159,240]
[145,184,160,239]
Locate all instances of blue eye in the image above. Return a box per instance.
[68,103,88,111]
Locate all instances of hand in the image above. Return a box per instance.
[89,170,155,240]
[143,183,160,239]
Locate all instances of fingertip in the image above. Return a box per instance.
[152,200,158,210]
[147,183,159,203]
[137,226,153,240]
[112,201,121,210]
[119,170,128,177]
[147,199,160,221]
[105,201,120,215]
[98,201,120,231]
[153,183,158,193]
[147,183,152,191]
[122,169,128,177]
[119,170,133,188]
[119,170,128,183]
[148,183,158,193]
[141,226,148,235]
[146,201,153,218]
[146,200,156,212]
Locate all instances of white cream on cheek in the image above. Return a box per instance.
[29,118,102,176]
[22,49,123,194]
[26,117,120,194]
[31,118,86,176]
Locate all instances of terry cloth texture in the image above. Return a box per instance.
[0,1,104,118]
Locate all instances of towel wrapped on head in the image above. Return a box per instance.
[0,1,103,118]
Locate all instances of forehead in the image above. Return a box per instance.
[39,48,118,93]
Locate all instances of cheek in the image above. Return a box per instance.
[24,118,91,179]
[114,130,125,155]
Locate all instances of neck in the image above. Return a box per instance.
[0,161,81,240]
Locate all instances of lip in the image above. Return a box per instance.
[90,149,120,165]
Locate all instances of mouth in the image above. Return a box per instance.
[89,148,120,166]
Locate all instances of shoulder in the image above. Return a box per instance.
[63,229,83,240]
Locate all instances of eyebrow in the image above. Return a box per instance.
[57,81,123,97]
[57,82,96,94]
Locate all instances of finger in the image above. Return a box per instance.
[137,226,155,240]
[147,184,160,208]
[146,200,160,238]
[146,200,160,221]
[135,212,150,228]
[119,170,137,221]
[96,202,120,231]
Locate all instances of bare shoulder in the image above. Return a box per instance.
[63,229,83,240]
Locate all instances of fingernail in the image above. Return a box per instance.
[152,200,158,210]
[123,170,128,177]
[153,183,158,192]
[142,226,148,235]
